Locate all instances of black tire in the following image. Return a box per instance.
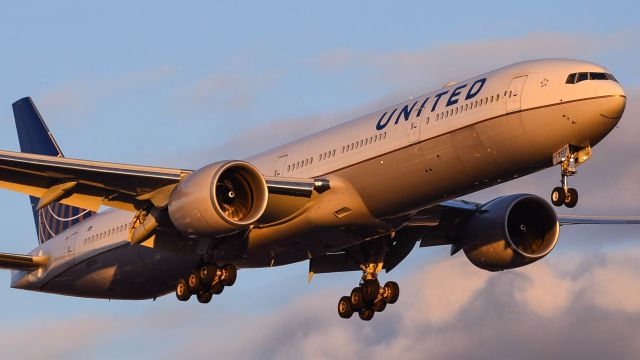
[372,299,387,312]
[551,187,565,207]
[222,264,237,286]
[358,307,375,321]
[350,287,365,311]
[187,272,202,293]
[175,278,191,301]
[565,188,578,208]
[338,296,354,319]
[361,280,380,303]
[383,281,400,304]
[197,291,213,304]
[211,281,224,295]
[198,263,217,286]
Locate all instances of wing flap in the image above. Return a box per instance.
[0,252,48,270]
[0,150,189,211]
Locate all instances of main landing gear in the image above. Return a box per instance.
[336,263,400,321]
[550,145,591,208]
[175,262,237,303]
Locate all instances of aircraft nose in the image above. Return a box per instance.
[598,81,626,120]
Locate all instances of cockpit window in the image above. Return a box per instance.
[566,72,619,84]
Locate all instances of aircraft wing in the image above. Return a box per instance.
[0,150,319,212]
[0,252,48,270]
[310,199,640,276]
[557,215,640,225]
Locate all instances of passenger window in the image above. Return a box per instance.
[310,158,313,164]
[490,95,494,103]
[436,113,440,121]
[332,150,335,156]
[496,94,500,101]
[464,104,468,111]
[287,165,290,172]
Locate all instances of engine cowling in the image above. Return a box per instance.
[168,161,268,236]
[462,194,559,271]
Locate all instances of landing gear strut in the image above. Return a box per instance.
[550,145,591,208]
[337,263,400,321]
[175,262,237,304]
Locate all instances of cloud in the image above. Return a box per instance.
[36,66,177,123]
[8,247,640,360]
[182,71,279,111]
[308,31,636,94]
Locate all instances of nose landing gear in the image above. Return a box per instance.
[175,262,237,303]
[550,145,591,208]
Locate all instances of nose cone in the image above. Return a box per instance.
[597,80,626,120]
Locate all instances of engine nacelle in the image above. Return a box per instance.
[168,161,268,236]
[462,194,559,271]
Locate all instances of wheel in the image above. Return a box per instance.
[350,287,365,311]
[551,187,566,207]
[358,307,375,321]
[361,280,380,303]
[338,296,354,319]
[383,281,400,304]
[197,291,213,304]
[198,263,217,286]
[187,272,202,293]
[372,299,387,312]
[175,278,191,301]
[211,281,224,295]
[222,264,237,286]
[565,188,578,208]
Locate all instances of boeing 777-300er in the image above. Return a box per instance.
[0,59,636,321]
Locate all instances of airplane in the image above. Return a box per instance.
[0,58,636,321]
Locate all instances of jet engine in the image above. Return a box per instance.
[462,194,559,271]
[168,161,268,236]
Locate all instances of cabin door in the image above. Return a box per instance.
[506,76,527,112]
[274,155,288,176]
[65,232,78,262]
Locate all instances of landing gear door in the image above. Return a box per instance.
[507,76,527,113]
[273,155,288,177]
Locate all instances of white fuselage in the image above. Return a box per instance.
[12,59,627,299]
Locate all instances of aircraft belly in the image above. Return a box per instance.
[41,244,198,300]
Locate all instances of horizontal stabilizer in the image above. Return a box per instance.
[0,252,48,270]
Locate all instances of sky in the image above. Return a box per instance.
[0,1,639,359]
